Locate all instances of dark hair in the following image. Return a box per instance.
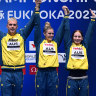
[43,22,53,33]
[72,30,83,43]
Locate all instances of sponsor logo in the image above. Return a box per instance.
[29,41,36,51]
[29,65,37,75]
[58,53,66,63]
[25,53,66,63]
[25,53,36,63]
[73,47,83,50]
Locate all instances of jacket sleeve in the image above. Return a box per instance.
[0,31,5,40]
[34,11,42,47]
[0,31,5,66]
[19,11,36,40]
[63,16,72,49]
[84,18,95,50]
[54,16,71,48]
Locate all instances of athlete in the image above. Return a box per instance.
[63,6,96,96]
[0,1,40,96]
[34,1,70,96]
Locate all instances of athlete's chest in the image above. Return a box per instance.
[1,34,24,51]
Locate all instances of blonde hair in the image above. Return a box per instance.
[7,17,17,24]
[45,22,51,27]
[43,21,53,33]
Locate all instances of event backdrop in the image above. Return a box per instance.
[0,0,96,96]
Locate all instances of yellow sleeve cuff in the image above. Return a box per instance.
[64,16,69,18]
[91,19,95,21]
[35,12,39,14]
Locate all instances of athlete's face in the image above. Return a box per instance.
[73,31,83,45]
[44,29,54,42]
[7,19,18,36]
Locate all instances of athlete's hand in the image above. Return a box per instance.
[90,9,96,18]
[62,6,70,15]
[35,0,42,11]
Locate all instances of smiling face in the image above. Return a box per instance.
[72,30,83,45]
[7,18,18,36]
[44,28,54,43]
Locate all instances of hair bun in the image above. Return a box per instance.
[43,21,53,33]
[45,22,51,27]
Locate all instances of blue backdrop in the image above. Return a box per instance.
[0,0,96,96]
